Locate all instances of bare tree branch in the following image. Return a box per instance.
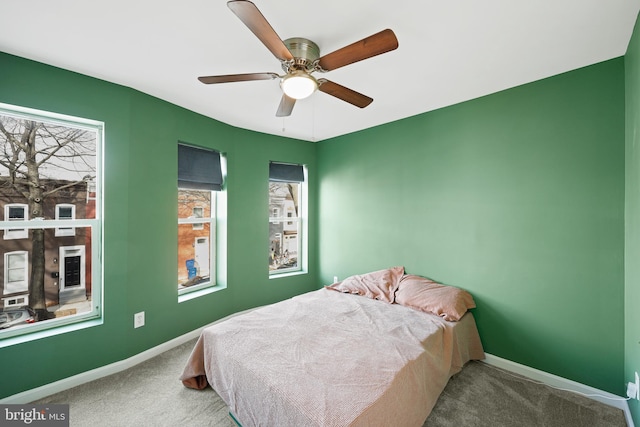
[0,113,97,318]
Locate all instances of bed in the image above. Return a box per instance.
[180,267,484,427]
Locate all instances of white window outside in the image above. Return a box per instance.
[55,204,76,236]
[3,294,29,308]
[192,207,204,230]
[4,251,28,294]
[4,204,28,240]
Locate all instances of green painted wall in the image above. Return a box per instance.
[626,12,640,426]
[0,52,318,398]
[0,38,631,403]
[317,59,625,393]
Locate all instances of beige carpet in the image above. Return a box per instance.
[35,339,627,426]
[427,361,627,427]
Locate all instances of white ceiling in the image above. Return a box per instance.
[1,1,639,142]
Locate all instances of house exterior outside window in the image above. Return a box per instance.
[178,189,215,290]
[191,207,204,230]
[0,102,102,338]
[55,204,76,236]
[177,142,225,296]
[268,162,306,275]
[4,251,28,294]
[3,204,28,240]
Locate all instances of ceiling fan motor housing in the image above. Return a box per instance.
[282,38,320,73]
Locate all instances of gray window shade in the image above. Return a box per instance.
[269,162,304,182]
[178,143,223,191]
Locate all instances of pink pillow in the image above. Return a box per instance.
[394,275,476,321]
[325,266,405,303]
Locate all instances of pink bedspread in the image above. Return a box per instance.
[180,288,484,427]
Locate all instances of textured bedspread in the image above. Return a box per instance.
[180,288,484,427]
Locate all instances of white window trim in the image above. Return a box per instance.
[59,245,86,292]
[4,251,29,294]
[177,151,227,302]
[178,190,216,296]
[269,166,307,277]
[3,295,29,308]
[4,204,28,240]
[192,207,204,230]
[0,101,104,343]
[55,203,76,236]
[269,216,302,275]
[271,207,281,224]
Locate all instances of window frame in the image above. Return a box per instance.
[191,207,204,230]
[55,203,76,236]
[268,163,307,277]
[177,188,216,296]
[176,143,226,299]
[3,204,28,240]
[0,102,103,342]
[4,251,28,294]
[3,294,29,308]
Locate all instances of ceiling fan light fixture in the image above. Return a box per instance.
[281,71,318,100]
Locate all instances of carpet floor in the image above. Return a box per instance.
[34,338,627,426]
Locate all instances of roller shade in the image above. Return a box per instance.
[178,143,223,191]
[269,162,304,182]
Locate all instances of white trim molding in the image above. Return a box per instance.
[0,308,256,404]
[482,353,634,427]
[2,320,633,427]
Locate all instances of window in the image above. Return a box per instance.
[3,295,28,308]
[269,162,306,275]
[3,204,28,240]
[0,102,102,340]
[192,207,204,230]
[55,204,76,236]
[4,251,28,294]
[177,142,224,295]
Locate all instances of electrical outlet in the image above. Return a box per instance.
[134,311,145,328]
[333,276,338,283]
[626,382,636,399]
[626,371,640,400]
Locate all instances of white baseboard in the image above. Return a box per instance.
[1,329,201,404]
[482,353,634,427]
[0,308,255,405]
[3,321,634,427]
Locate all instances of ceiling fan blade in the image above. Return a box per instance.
[276,94,296,117]
[198,72,279,84]
[317,79,373,108]
[227,0,293,62]
[317,29,398,72]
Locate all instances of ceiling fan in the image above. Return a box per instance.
[198,0,399,117]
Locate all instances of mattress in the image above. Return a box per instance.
[180,288,484,426]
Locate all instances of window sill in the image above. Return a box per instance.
[0,316,103,349]
[178,284,226,303]
[269,270,307,280]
